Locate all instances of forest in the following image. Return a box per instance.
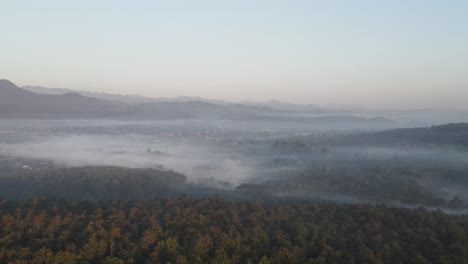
[0,166,186,200]
[2,120,468,263]
[0,197,467,264]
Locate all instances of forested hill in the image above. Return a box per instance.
[0,166,186,200]
[273,123,468,149]
[0,197,467,263]
[343,123,468,148]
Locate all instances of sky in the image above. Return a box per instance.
[1,0,467,109]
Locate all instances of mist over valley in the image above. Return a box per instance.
[1,80,468,211]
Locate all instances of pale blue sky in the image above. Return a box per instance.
[1,0,467,109]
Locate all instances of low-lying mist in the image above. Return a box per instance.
[1,119,468,210]
[0,133,256,186]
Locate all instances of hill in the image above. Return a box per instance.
[22,85,154,105]
[336,123,468,148]
[2,79,395,126]
[22,85,231,105]
[0,80,126,118]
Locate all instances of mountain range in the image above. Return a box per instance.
[0,80,126,118]
[22,85,232,106]
[0,79,395,126]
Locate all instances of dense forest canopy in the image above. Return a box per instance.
[0,165,186,200]
[0,197,467,264]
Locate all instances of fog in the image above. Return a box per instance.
[0,133,256,187]
[0,119,284,187]
[0,118,467,210]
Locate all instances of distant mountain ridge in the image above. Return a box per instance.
[0,80,126,118]
[23,84,328,111]
[1,79,395,126]
[22,85,154,105]
[22,85,234,106]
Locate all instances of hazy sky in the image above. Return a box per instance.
[1,0,467,109]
